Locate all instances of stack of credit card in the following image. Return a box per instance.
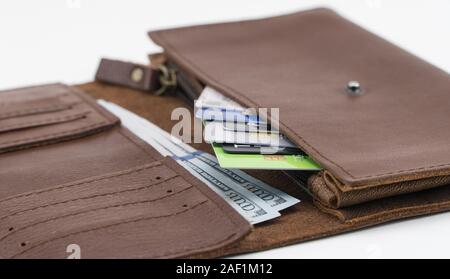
[99,100,300,224]
[195,87,321,171]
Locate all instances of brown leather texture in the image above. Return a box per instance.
[80,81,450,257]
[0,84,118,154]
[0,84,250,259]
[95,58,159,92]
[148,8,450,209]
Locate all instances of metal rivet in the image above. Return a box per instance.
[131,67,144,83]
[346,81,363,96]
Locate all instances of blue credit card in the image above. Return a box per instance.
[195,107,265,124]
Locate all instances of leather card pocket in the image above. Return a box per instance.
[0,84,76,120]
[0,159,250,259]
[0,84,119,154]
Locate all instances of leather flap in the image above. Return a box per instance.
[0,84,119,153]
[149,8,450,187]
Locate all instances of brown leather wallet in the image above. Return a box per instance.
[2,8,450,258]
[0,84,249,258]
[145,8,450,223]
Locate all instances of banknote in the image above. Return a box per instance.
[142,131,300,211]
[191,152,300,210]
[108,102,300,211]
[98,100,281,224]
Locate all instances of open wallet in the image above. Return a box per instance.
[2,8,450,259]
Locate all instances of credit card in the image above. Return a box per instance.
[204,121,296,147]
[221,121,277,133]
[212,144,321,170]
[195,107,264,124]
[222,143,305,155]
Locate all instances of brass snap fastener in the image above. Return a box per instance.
[346,81,363,96]
[131,67,144,83]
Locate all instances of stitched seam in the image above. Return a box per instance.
[0,92,70,107]
[0,162,162,205]
[0,122,108,147]
[0,125,113,155]
[2,185,195,243]
[0,83,66,95]
[0,175,180,221]
[0,105,72,119]
[0,112,88,131]
[155,31,450,180]
[67,85,119,124]
[11,195,207,258]
[162,157,244,229]
[345,199,450,225]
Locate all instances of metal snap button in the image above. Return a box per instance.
[346,81,363,96]
[131,67,144,83]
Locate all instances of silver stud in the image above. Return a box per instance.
[347,81,363,96]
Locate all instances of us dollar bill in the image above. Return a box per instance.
[149,131,300,210]
[193,153,299,210]
[98,100,280,224]
[176,158,280,224]
[100,99,300,211]
[126,110,300,211]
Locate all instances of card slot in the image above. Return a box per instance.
[0,176,191,242]
[13,200,211,259]
[0,108,90,133]
[0,118,109,153]
[0,83,68,101]
[0,161,169,216]
[0,93,80,120]
[1,186,208,259]
[16,200,246,259]
[0,84,119,154]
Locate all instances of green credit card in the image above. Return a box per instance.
[212,144,321,171]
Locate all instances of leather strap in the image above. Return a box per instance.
[95,59,160,92]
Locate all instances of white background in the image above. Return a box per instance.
[1,0,449,258]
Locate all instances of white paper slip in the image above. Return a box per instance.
[195,86,244,111]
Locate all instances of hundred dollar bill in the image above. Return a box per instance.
[144,128,300,211]
[150,141,281,224]
[188,153,299,210]
[98,100,280,224]
[100,100,300,211]
[104,101,300,211]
